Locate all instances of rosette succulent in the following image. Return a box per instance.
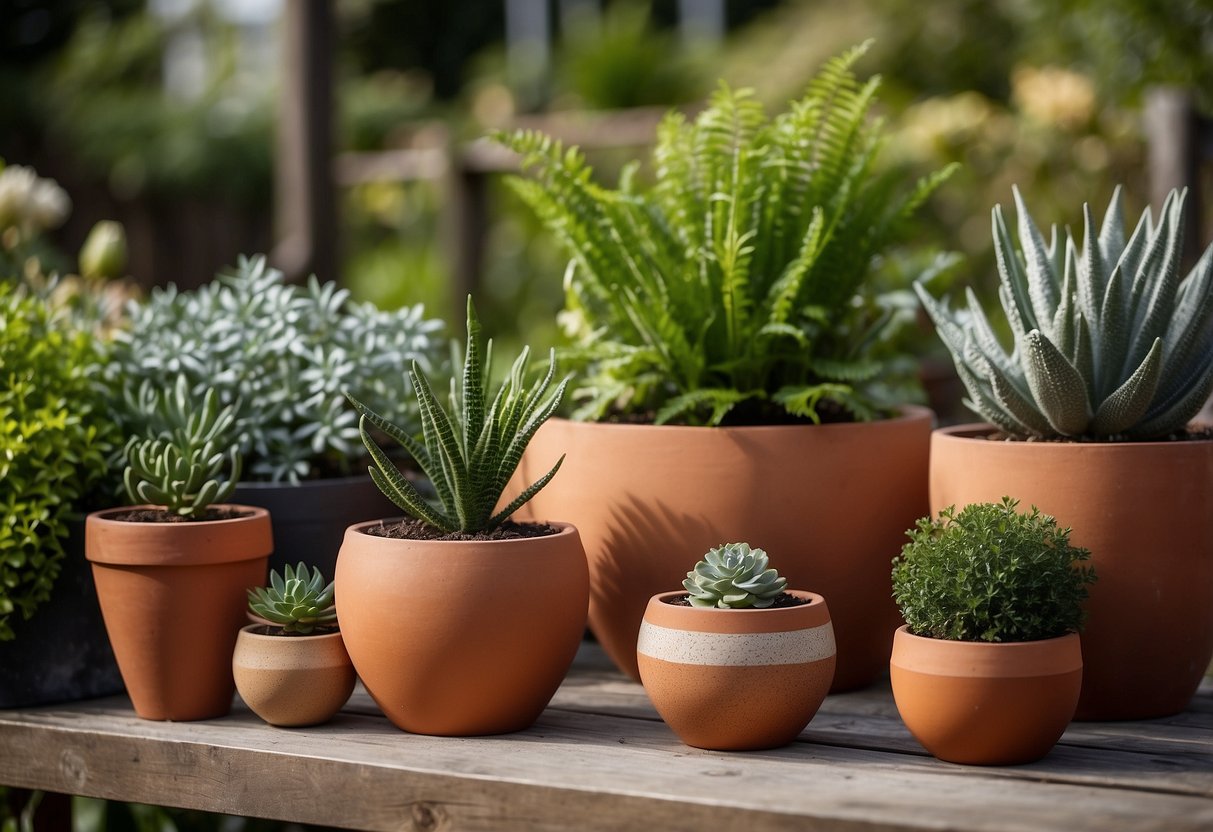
[916,186,1213,439]
[248,562,338,635]
[684,543,788,609]
[122,376,242,517]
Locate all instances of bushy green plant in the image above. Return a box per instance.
[0,285,117,640]
[684,542,788,609]
[349,297,568,535]
[892,498,1096,642]
[248,562,337,635]
[122,376,242,518]
[917,187,1213,438]
[110,254,445,483]
[496,42,955,426]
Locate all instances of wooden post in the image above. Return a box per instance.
[273,0,337,284]
[1144,86,1204,266]
[442,153,490,315]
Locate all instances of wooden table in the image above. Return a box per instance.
[2,644,1211,832]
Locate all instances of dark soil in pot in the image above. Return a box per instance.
[365,518,559,541]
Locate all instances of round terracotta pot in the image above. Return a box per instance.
[637,591,836,751]
[85,506,273,721]
[515,409,932,690]
[930,424,1213,720]
[890,626,1082,765]
[335,521,589,736]
[232,625,355,727]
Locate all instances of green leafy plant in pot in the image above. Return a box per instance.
[108,254,446,575]
[890,498,1096,765]
[235,562,355,727]
[916,186,1213,719]
[638,543,836,750]
[494,42,956,688]
[335,297,589,736]
[86,376,272,721]
[0,284,123,706]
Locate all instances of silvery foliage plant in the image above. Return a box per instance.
[110,255,445,483]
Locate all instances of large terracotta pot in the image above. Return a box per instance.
[516,409,932,689]
[890,626,1082,765]
[232,625,355,727]
[335,521,589,736]
[637,590,835,751]
[85,506,273,721]
[930,424,1213,720]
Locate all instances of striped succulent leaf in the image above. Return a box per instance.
[916,187,1213,439]
[349,296,569,534]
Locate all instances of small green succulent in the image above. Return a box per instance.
[248,563,337,635]
[916,186,1213,439]
[684,543,788,609]
[892,498,1097,643]
[123,375,242,517]
[349,296,569,534]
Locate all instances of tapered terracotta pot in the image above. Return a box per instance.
[335,521,589,736]
[516,409,932,689]
[233,626,355,727]
[890,626,1082,765]
[931,424,1213,720]
[85,506,272,721]
[637,591,836,751]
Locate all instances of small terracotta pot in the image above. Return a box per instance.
[335,521,589,736]
[637,591,836,751]
[517,410,932,690]
[890,626,1082,765]
[930,423,1213,719]
[86,506,272,721]
[232,625,355,727]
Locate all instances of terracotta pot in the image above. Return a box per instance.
[515,409,932,690]
[637,591,835,751]
[890,626,1082,765]
[930,424,1213,720]
[232,625,355,727]
[335,521,589,736]
[85,506,273,721]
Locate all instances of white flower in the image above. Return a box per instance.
[0,165,71,235]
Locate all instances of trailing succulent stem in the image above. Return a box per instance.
[684,543,788,608]
[122,375,242,517]
[497,42,954,426]
[248,563,338,635]
[892,498,1096,643]
[349,297,569,534]
[917,186,1213,439]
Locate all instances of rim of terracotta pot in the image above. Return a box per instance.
[644,590,827,630]
[891,625,1081,677]
[344,518,577,548]
[236,623,344,643]
[86,504,272,566]
[545,404,933,436]
[935,421,1213,449]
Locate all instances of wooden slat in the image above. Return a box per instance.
[1,643,1211,832]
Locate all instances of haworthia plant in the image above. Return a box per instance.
[916,187,1213,439]
[348,297,569,534]
[683,543,788,609]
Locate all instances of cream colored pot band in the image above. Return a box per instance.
[637,621,836,667]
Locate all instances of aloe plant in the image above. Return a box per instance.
[248,563,338,635]
[684,543,788,609]
[123,375,242,517]
[349,297,568,534]
[916,186,1213,439]
[496,42,955,426]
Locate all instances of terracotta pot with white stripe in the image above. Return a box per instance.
[637,590,836,751]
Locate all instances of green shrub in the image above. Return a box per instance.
[350,296,568,534]
[496,42,955,426]
[0,286,117,640]
[892,498,1096,642]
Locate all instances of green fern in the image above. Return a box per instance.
[497,42,955,425]
[349,297,568,534]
